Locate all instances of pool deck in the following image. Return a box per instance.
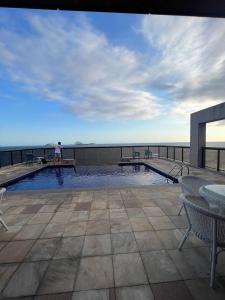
[0,159,225,299]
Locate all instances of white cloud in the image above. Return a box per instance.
[1,13,225,122]
[0,14,161,120]
[140,15,225,114]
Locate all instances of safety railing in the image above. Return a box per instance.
[0,145,190,168]
[202,147,225,172]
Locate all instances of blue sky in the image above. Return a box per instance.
[0,9,225,146]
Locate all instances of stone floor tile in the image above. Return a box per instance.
[38,258,79,294]
[116,285,154,300]
[57,204,76,212]
[3,261,49,298]
[168,247,210,280]
[113,252,148,287]
[180,230,206,248]
[148,216,176,230]
[108,200,123,209]
[63,222,87,237]
[0,263,18,293]
[110,218,132,233]
[126,208,145,219]
[21,205,44,214]
[0,240,34,263]
[5,214,34,227]
[109,209,127,219]
[161,205,184,216]
[0,241,6,251]
[38,205,58,213]
[82,234,111,256]
[50,212,72,224]
[111,233,138,254]
[130,217,153,232]
[156,229,193,250]
[86,220,110,235]
[123,199,142,208]
[169,215,188,229]
[25,238,60,261]
[89,210,109,220]
[143,207,165,217]
[41,223,65,238]
[134,231,164,251]
[72,289,112,300]
[0,226,22,242]
[185,278,225,300]
[151,281,194,300]
[13,224,46,240]
[75,202,92,211]
[28,213,53,225]
[5,206,27,215]
[70,211,89,222]
[35,292,73,300]
[91,200,108,210]
[75,256,114,290]
[54,236,84,259]
[140,199,156,207]
[141,250,182,283]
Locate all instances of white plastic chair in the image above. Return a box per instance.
[179,193,225,288]
[0,188,8,231]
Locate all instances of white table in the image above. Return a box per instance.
[199,184,225,213]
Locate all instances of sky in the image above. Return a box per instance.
[0,9,225,146]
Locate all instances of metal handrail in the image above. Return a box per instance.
[166,163,189,183]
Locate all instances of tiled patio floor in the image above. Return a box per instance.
[1,186,225,299]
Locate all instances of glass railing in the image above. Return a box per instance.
[0,145,191,168]
[202,147,225,172]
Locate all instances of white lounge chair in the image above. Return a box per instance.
[0,188,8,231]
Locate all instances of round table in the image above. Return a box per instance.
[199,184,225,213]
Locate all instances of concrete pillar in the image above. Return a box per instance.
[190,117,206,167]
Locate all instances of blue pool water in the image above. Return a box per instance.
[6,164,172,191]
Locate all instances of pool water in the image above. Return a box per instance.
[6,164,172,191]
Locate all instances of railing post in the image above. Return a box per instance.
[202,147,205,168]
[147,146,150,159]
[158,146,160,158]
[166,147,168,159]
[73,148,76,160]
[173,146,175,160]
[181,148,184,162]
[217,149,220,172]
[120,147,123,159]
[10,151,13,165]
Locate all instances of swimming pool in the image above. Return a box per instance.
[5,164,175,191]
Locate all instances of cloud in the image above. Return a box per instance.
[140,15,225,115]
[1,13,225,122]
[0,13,161,120]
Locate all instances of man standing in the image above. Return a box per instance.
[54,141,62,163]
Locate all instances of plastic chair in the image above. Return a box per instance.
[179,193,225,288]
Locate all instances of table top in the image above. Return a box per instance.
[200,185,225,198]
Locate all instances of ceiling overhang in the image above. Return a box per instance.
[0,0,225,18]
